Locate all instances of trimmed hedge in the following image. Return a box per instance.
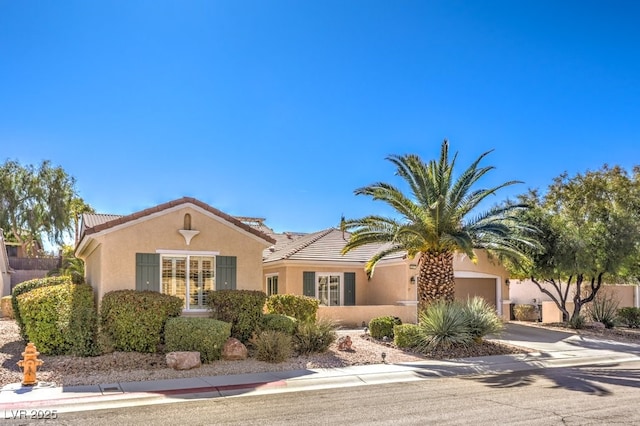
[618,307,640,328]
[12,276,71,341]
[164,317,231,363]
[369,316,402,339]
[261,314,298,335]
[393,324,421,348]
[265,294,319,323]
[206,290,267,342]
[16,283,98,356]
[100,290,183,353]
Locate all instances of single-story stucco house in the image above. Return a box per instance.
[75,197,276,309]
[76,197,511,326]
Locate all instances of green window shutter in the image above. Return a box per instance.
[303,271,315,297]
[216,256,237,290]
[344,272,356,306]
[273,276,278,295]
[136,253,160,292]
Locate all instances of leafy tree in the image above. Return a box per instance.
[0,160,77,255]
[70,196,95,245]
[341,140,533,311]
[508,165,640,321]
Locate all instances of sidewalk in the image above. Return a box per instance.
[2,323,640,414]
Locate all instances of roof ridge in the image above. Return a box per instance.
[82,197,276,244]
[279,228,336,260]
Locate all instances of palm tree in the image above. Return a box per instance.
[341,140,532,311]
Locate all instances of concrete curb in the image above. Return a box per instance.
[2,349,640,414]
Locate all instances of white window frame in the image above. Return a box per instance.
[160,253,217,312]
[315,272,343,306]
[266,273,279,297]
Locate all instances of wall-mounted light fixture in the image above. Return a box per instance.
[409,264,417,270]
[410,275,416,285]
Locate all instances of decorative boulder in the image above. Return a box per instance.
[337,335,353,351]
[585,321,606,330]
[223,338,248,360]
[166,351,201,370]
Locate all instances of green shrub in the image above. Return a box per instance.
[206,290,267,342]
[417,300,472,351]
[293,318,337,355]
[393,324,422,348]
[568,313,586,329]
[1,296,14,319]
[464,297,504,341]
[164,317,231,363]
[253,330,292,363]
[618,307,640,328]
[587,292,619,329]
[12,276,71,340]
[369,316,402,339]
[513,304,537,321]
[261,314,298,335]
[100,290,183,353]
[17,283,98,356]
[265,294,319,323]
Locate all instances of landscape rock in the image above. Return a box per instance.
[585,321,606,330]
[223,338,248,360]
[337,335,353,351]
[166,352,201,370]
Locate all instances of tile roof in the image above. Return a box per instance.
[262,227,405,263]
[80,197,276,244]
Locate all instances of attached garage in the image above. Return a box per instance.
[454,277,497,307]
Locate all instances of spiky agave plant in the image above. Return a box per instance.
[416,300,473,352]
[464,296,504,342]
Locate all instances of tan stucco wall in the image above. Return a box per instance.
[368,262,414,305]
[263,250,511,311]
[594,285,637,308]
[317,305,418,327]
[510,280,639,309]
[454,251,507,275]
[80,205,269,303]
[264,263,370,305]
[264,261,417,306]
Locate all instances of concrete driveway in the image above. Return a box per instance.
[494,322,640,356]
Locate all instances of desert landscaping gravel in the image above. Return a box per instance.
[5,317,636,388]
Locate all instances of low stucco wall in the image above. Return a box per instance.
[317,305,418,328]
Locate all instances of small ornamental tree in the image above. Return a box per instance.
[507,165,640,322]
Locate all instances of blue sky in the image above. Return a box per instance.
[1,1,639,235]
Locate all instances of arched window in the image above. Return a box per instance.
[183,213,192,230]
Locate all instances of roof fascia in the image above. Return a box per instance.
[81,202,274,247]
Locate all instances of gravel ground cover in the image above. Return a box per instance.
[0,318,532,387]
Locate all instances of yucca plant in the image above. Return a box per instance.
[416,300,472,351]
[464,296,504,342]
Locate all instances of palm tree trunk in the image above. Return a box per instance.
[417,251,455,311]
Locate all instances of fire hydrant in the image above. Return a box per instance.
[17,343,44,386]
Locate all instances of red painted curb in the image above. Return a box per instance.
[0,380,288,409]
